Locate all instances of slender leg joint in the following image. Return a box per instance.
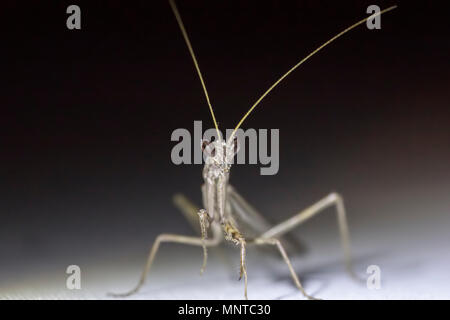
[261,192,356,279]
[108,231,220,298]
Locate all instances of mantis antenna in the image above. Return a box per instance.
[227,5,397,144]
[168,0,222,141]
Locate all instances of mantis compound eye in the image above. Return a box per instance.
[201,139,216,157]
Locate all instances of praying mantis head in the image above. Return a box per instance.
[201,136,240,181]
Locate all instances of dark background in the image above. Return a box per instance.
[0,0,449,293]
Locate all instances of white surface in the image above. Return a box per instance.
[2,206,450,300]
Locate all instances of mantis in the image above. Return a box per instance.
[110,1,397,300]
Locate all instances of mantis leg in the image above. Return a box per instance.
[260,192,356,279]
[252,237,317,300]
[222,222,248,300]
[108,228,221,298]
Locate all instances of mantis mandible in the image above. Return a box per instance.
[110,1,397,300]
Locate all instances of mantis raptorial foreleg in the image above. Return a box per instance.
[174,193,237,274]
[260,192,356,279]
[239,239,248,299]
[223,221,248,300]
[198,209,210,274]
[174,194,212,273]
